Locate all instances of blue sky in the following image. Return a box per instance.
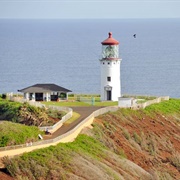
[0,0,180,19]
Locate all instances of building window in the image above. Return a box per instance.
[107,76,111,82]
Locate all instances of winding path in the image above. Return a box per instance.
[0,106,104,160]
[44,106,103,139]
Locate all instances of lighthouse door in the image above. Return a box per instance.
[107,91,112,101]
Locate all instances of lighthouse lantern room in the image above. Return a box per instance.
[100,32,122,101]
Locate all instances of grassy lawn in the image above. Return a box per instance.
[42,100,118,107]
[41,94,118,107]
[64,112,81,125]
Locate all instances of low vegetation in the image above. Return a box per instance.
[43,100,118,107]
[0,121,43,147]
[93,99,180,179]
[0,98,65,126]
[145,98,180,115]
[43,93,118,106]
[64,112,80,125]
[3,135,107,179]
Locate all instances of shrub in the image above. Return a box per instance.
[1,94,7,99]
[47,109,65,119]
[0,136,9,147]
[0,99,66,126]
[133,132,142,145]
[0,99,21,121]
[123,129,130,140]
[168,152,180,170]
[116,148,127,158]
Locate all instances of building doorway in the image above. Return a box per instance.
[35,93,43,101]
[107,90,112,101]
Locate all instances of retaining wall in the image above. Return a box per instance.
[39,105,73,133]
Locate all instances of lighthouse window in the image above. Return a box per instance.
[108,62,110,65]
[103,62,105,65]
[107,76,111,82]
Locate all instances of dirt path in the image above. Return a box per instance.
[44,106,103,140]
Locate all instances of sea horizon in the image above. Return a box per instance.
[1,18,180,97]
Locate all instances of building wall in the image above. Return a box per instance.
[100,59,121,101]
[118,98,134,108]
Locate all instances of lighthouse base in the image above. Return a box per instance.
[100,86,121,101]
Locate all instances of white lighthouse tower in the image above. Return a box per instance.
[100,32,121,101]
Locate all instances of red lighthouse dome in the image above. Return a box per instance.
[101,32,119,45]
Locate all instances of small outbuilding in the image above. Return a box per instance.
[118,97,136,108]
[18,83,72,102]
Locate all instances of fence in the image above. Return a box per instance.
[77,96,95,106]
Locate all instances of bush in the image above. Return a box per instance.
[123,129,130,140]
[133,132,142,145]
[168,152,180,170]
[1,94,7,99]
[0,99,21,121]
[0,99,65,126]
[47,109,65,119]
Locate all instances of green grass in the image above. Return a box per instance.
[43,93,117,106]
[43,101,90,107]
[0,98,65,126]
[3,134,106,179]
[95,101,118,106]
[0,121,43,147]
[123,95,156,100]
[144,98,180,115]
[43,100,118,107]
[64,112,80,125]
[0,99,22,121]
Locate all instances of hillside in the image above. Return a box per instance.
[0,121,43,147]
[0,99,65,126]
[1,99,180,179]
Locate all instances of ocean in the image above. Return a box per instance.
[0,18,180,97]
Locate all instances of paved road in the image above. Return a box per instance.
[44,106,103,140]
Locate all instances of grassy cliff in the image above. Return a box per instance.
[1,99,180,179]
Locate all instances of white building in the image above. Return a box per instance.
[100,32,122,101]
[118,97,136,108]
